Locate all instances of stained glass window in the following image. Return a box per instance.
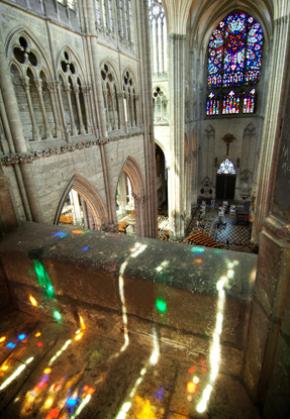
[206,11,263,116]
[217,159,236,174]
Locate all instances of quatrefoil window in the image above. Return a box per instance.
[13,36,38,66]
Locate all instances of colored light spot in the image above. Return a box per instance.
[29,294,39,307]
[6,342,16,349]
[0,336,6,344]
[35,331,42,338]
[18,333,27,341]
[188,365,196,375]
[1,362,9,372]
[53,231,68,238]
[37,341,44,348]
[81,245,90,252]
[33,260,55,299]
[187,381,197,394]
[193,257,204,266]
[155,387,165,401]
[53,310,62,322]
[79,314,86,330]
[45,407,60,419]
[72,229,84,235]
[155,298,167,314]
[74,330,84,342]
[43,368,52,375]
[43,396,54,410]
[67,397,78,407]
[193,375,200,384]
[191,246,205,254]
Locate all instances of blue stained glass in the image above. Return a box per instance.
[207,11,264,89]
[207,11,263,116]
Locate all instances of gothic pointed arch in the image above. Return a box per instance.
[54,174,107,229]
[116,156,146,235]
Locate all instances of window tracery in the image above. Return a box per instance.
[217,159,236,174]
[206,11,263,117]
[10,35,56,142]
[58,50,89,136]
[101,63,120,132]
[153,87,168,123]
[148,0,167,75]
[95,0,133,46]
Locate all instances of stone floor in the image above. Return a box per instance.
[0,309,259,419]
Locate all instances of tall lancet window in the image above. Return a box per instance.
[206,11,264,116]
[148,0,168,75]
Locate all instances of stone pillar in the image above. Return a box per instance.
[168,34,186,239]
[82,85,92,133]
[47,81,62,138]
[65,83,77,136]
[56,81,70,141]
[83,0,115,226]
[134,0,157,238]
[117,172,128,217]
[35,79,52,140]
[24,77,40,141]
[253,9,290,243]
[74,85,86,134]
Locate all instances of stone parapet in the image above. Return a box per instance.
[0,222,257,382]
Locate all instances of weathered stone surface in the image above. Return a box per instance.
[243,300,270,398]
[263,334,290,419]
[254,231,283,316]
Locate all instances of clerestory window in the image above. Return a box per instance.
[206,11,264,117]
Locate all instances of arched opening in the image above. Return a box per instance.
[155,143,167,215]
[216,158,236,200]
[54,175,107,231]
[115,157,145,236]
[116,172,136,235]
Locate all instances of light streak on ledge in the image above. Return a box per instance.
[118,243,147,353]
[116,327,160,419]
[196,260,239,414]
[0,357,34,391]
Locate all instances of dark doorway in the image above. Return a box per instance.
[216,174,236,200]
[155,144,168,215]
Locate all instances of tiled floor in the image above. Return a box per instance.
[187,208,251,250]
[0,310,259,419]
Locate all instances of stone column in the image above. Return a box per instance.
[47,81,62,138]
[83,0,115,226]
[65,83,77,136]
[74,85,85,134]
[253,10,290,243]
[56,81,70,141]
[23,76,40,142]
[134,0,157,237]
[116,91,125,131]
[35,79,52,140]
[82,84,92,133]
[117,172,128,217]
[168,34,186,239]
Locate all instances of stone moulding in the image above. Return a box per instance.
[0,130,144,166]
[0,139,101,166]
